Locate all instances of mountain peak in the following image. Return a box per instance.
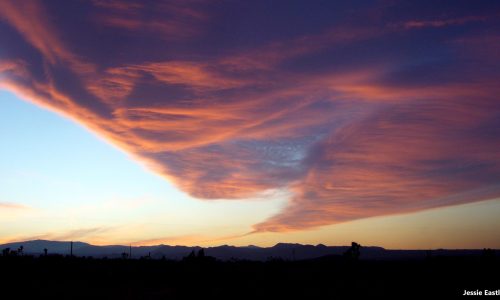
[273,242,302,248]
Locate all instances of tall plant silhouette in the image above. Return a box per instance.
[343,242,361,261]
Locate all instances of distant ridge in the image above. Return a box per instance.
[0,240,494,261]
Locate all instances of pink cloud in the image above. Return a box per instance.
[403,15,489,29]
[0,202,31,210]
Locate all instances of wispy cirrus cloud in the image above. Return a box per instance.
[0,202,31,210]
[1,0,499,233]
[91,0,209,39]
[132,232,251,246]
[401,15,490,29]
[3,227,113,244]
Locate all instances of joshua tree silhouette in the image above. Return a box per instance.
[481,248,495,262]
[343,242,361,261]
[43,248,48,256]
[197,249,205,258]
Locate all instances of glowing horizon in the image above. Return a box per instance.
[1,0,500,249]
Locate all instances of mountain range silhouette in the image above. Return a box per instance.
[1,239,491,261]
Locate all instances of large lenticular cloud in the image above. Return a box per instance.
[1,0,500,232]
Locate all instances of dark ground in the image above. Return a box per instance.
[0,253,498,299]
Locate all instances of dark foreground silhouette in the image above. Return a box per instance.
[0,244,498,299]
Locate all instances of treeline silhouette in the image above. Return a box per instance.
[1,242,498,299]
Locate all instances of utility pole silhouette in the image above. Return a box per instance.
[70,241,73,257]
[129,245,132,259]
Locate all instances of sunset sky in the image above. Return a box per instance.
[1,0,500,248]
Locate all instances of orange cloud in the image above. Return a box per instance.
[253,98,500,231]
[0,0,95,74]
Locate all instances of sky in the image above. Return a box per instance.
[1,0,500,248]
